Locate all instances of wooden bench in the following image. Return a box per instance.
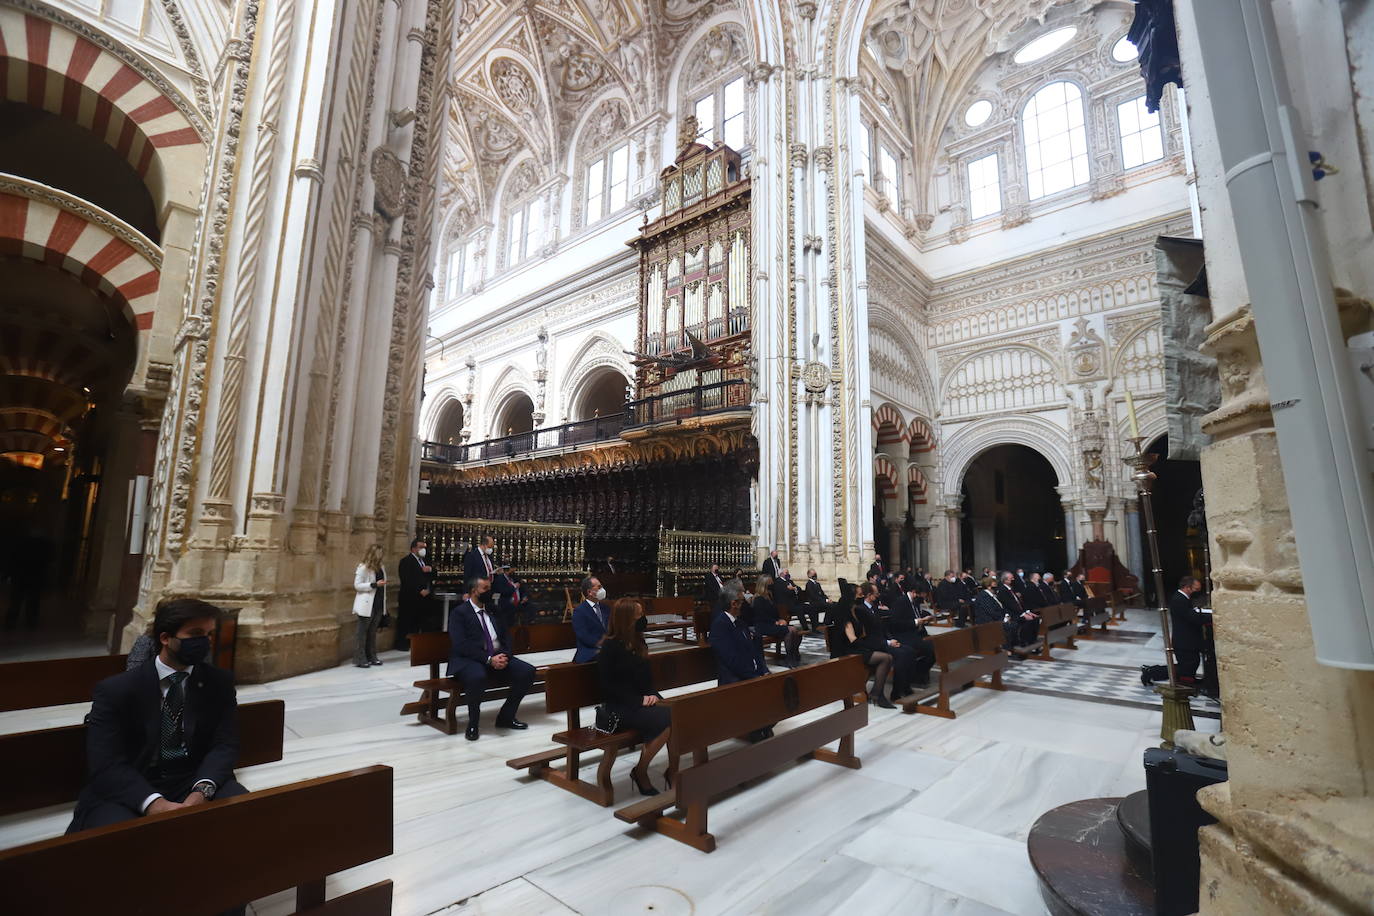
[0,764,393,915]
[613,655,868,852]
[642,596,696,616]
[505,646,717,806]
[399,630,571,735]
[1028,603,1080,660]
[0,654,129,713]
[1075,596,1112,637]
[900,621,1008,719]
[0,698,286,818]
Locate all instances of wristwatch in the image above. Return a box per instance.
[191,781,216,800]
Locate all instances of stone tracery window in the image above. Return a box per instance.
[577,99,634,228]
[967,152,1002,219]
[501,161,543,268]
[1116,95,1164,169]
[679,24,750,151]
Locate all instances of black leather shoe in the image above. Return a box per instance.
[465,724,479,741]
[1140,665,1153,688]
[869,694,896,709]
[496,718,529,730]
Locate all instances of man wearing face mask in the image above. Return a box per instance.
[397,537,436,651]
[464,535,497,583]
[571,576,610,663]
[449,577,535,740]
[68,598,245,833]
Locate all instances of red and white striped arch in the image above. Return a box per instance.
[908,416,935,454]
[0,9,204,180]
[874,455,900,501]
[872,403,908,449]
[0,182,161,332]
[907,465,928,505]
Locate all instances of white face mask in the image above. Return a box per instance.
[417,548,426,558]
[594,587,607,602]
[484,546,492,555]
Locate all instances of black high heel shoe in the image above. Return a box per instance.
[630,765,658,797]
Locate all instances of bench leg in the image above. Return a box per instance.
[544,748,622,807]
[445,689,461,735]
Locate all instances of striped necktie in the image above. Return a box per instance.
[160,671,190,763]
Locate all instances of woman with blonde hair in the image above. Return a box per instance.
[596,597,673,796]
[352,544,387,668]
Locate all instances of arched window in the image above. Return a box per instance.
[1021,81,1089,199]
[502,162,543,269]
[1116,95,1164,169]
[679,24,750,152]
[578,100,634,227]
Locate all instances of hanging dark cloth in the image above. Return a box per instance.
[1128,0,1184,113]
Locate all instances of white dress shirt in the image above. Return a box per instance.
[142,656,214,814]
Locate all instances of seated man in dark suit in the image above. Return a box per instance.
[571,576,608,663]
[448,577,535,741]
[710,589,767,685]
[1021,572,1047,611]
[68,598,246,834]
[771,569,810,631]
[885,583,936,688]
[935,570,968,626]
[801,569,830,630]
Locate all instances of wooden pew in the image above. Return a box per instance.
[1029,603,1080,660]
[0,699,286,818]
[1075,596,1112,637]
[0,765,394,916]
[900,621,1008,719]
[399,628,574,735]
[642,596,696,616]
[613,655,868,852]
[0,654,128,713]
[505,646,717,806]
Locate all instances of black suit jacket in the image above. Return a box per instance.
[703,572,724,603]
[448,601,517,674]
[463,547,494,583]
[761,557,783,580]
[803,578,829,605]
[1022,584,1046,610]
[1170,591,1205,651]
[996,585,1028,617]
[710,611,766,684]
[75,660,239,820]
[972,591,1006,625]
[399,553,433,609]
[935,579,966,611]
[886,593,927,640]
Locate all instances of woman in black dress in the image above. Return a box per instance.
[836,582,898,707]
[597,598,672,796]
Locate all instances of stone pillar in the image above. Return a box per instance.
[944,506,962,573]
[916,527,930,571]
[885,522,902,571]
[1062,502,1079,567]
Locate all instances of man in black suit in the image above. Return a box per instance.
[886,583,936,688]
[464,535,496,582]
[959,568,979,599]
[799,569,829,631]
[1170,576,1206,683]
[703,564,725,605]
[1021,573,1047,611]
[68,598,246,834]
[771,569,805,630]
[761,549,783,580]
[1012,568,1028,594]
[935,570,968,626]
[867,553,887,580]
[447,577,535,740]
[1039,572,1061,608]
[397,537,435,650]
[997,572,1038,648]
[711,587,767,685]
[490,564,521,628]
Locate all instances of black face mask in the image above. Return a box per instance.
[634,616,648,633]
[173,635,211,666]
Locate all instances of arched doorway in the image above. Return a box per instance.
[960,444,1066,574]
[432,399,464,445]
[492,393,535,438]
[1137,435,1205,604]
[571,368,629,421]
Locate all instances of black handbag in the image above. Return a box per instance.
[378,610,392,630]
[593,704,622,734]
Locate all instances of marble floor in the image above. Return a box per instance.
[0,612,1218,916]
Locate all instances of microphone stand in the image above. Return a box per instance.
[1123,436,1195,748]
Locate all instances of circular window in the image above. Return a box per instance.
[1012,27,1078,64]
[964,100,993,128]
[1111,35,1139,62]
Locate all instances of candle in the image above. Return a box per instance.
[1124,390,1140,438]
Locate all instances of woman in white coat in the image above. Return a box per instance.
[353,544,387,668]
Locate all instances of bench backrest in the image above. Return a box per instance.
[509,623,575,654]
[971,621,1007,655]
[643,596,695,616]
[1043,602,1077,628]
[409,631,452,667]
[0,764,392,916]
[667,655,866,757]
[542,646,715,715]
[929,627,977,667]
[0,699,286,817]
[0,654,129,713]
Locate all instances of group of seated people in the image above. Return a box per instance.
[927,566,1092,649]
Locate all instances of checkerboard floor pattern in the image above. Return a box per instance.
[999,656,1221,716]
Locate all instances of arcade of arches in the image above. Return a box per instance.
[1,1,1371,914]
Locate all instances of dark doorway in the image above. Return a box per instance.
[1137,435,1205,605]
[960,444,1066,574]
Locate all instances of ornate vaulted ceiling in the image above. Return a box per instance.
[443,0,736,231]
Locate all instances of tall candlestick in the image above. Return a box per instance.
[1124,390,1141,439]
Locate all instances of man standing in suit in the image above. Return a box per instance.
[761,549,783,580]
[464,535,496,582]
[448,577,535,740]
[1170,576,1206,683]
[490,564,521,628]
[867,553,887,580]
[571,576,608,663]
[397,537,435,651]
[703,564,725,605]
[68,598,245,833]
